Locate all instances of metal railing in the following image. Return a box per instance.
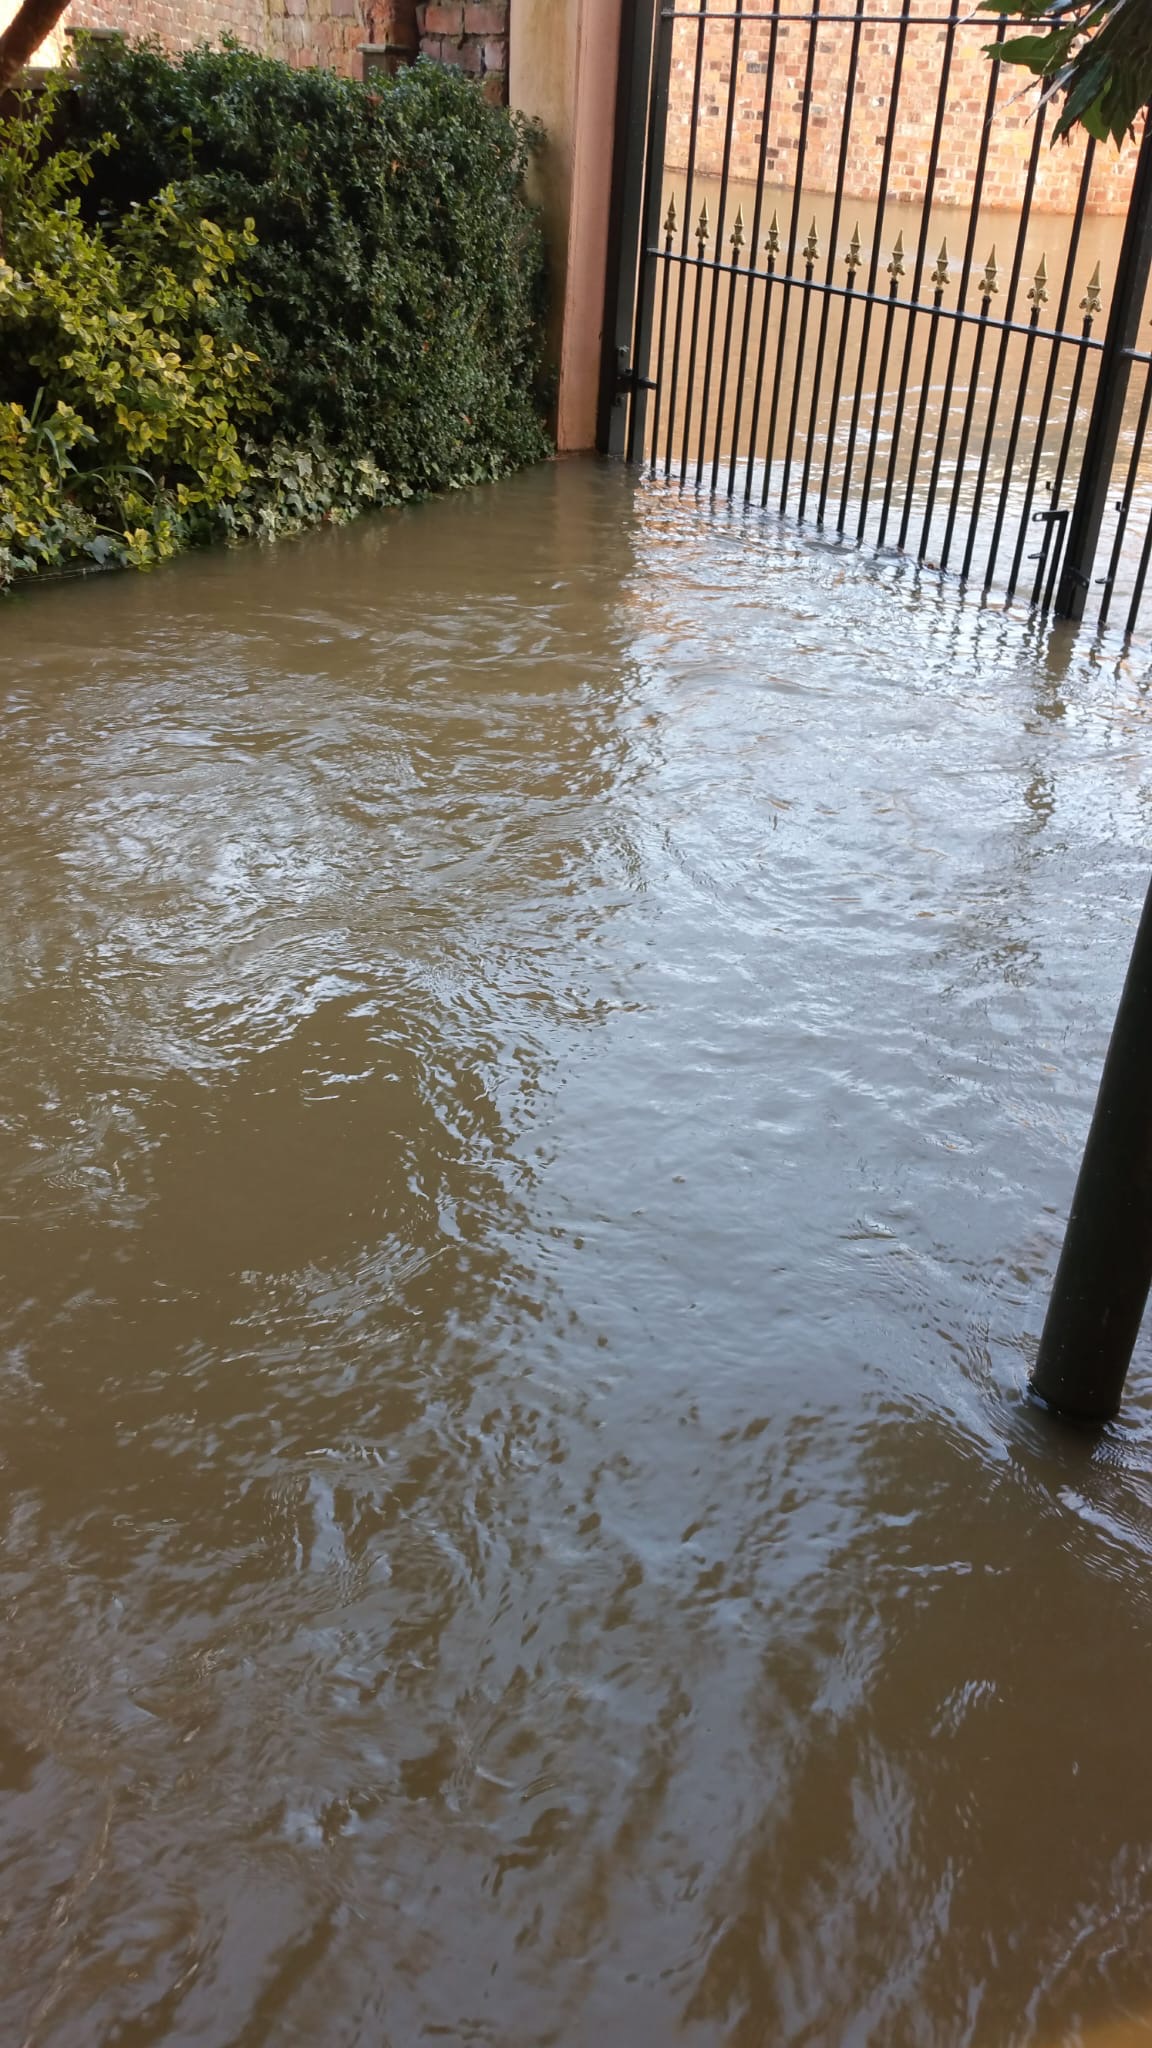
[603,0,1152,639]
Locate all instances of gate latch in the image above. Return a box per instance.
[615,346,656,398]
[1027,503,1068,561]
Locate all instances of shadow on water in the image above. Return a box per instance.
[2,457,1152,2043]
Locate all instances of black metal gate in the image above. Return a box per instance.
[602,0,1152,638]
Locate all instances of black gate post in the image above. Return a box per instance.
[598,0,670,459]
[1032,873,1152,1422]
[1055,114,1152,622]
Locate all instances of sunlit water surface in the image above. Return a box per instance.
[3,459,1152,2047]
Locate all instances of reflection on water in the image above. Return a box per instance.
[3,458,1152,2044]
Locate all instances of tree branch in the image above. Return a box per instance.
[0,0,71,97]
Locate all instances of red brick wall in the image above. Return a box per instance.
[417,1,507,103]
[62,0,508,91]
[663,0,1137,218]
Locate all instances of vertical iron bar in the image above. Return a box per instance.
[940,274,994,569]
[1125,500,1152,637]
[781,230,819,511]
[897,257,948,549]
[1006,143,1095,600]
[681,205,713,484]
[1057,116,1152,621]
[798,0,865,520]
[1031,871,1152,1424]
[697,6,745,485]
[875,11,959,547]
[760,0,822,507]
[916,52,1001,563]
[711,209,748,491]
[663,0,708,477]
[1035,307,1095,611]
[1098,355,1152,632]
[744,222,781,502]
[727,0,783,497]
[856,252,904,539]
[838,9,911,534]
[1038,512,1071,612]
[818,242,861,524]
[960,100,1046,580]
[647,198,678,473]
[982,295,1044,591]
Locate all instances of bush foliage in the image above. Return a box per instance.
[0,84,263,582]
[0,46,550,589]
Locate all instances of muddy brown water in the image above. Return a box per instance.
[4,457,1152,2046]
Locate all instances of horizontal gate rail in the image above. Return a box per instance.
[610,0,1152,641]
[660,7,1035,18]
[644,256,1111,351]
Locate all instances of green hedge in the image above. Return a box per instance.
[0,46,550,589]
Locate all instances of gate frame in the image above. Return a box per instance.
[598,0,669,457]
[598,0,1152,638]
[1056,116,1152,622]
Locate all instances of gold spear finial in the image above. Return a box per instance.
[765,210,780,259]
[888,230,905,280]
[845,222,862,274]
[980,246,999,298]
[1029,253,1049,306]
[804,218,819,266]
[1081,260,1102,316]
[663,193,677,239]
[932,238,950,289]
[696,199,710,247]
[731,204,745,253]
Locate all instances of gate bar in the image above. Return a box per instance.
[663,1,706,475]
[798,0,865,520]
[1098,355,1152,630]
[1055,114,1152,622]
[875,8,958,545]
[1032,874,1152,1422]
[762,0,822,508]
[1006,142,1095,601]
[958,99,1046,580]
[696,3,744,486]
[725,0,782,497]
[840,5,911,533]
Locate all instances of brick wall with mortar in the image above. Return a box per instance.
[55,0,507,91]
[416,3,507,104]
[663,0,1138,219]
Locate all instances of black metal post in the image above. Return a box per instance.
[1055,114,1152,621]
[1032,874,1152,1422]
[598,0,662,458]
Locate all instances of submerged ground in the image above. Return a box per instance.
[2,457,1152,2045]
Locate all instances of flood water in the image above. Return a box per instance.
[4,457,1152,2046]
